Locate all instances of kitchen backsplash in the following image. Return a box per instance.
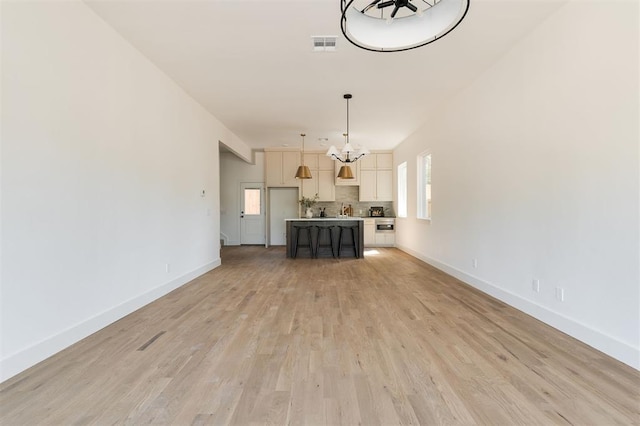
[313,186,395,217]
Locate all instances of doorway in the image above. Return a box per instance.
[240,183,265,245]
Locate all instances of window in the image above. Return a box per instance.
[417,152,431,220]
[397,162,407,218]
[243,188,261,215]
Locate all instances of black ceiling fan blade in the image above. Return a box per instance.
[377,1,395,9]
[362,0,383,12]
[405,2,417,12]
[390,4,401,17]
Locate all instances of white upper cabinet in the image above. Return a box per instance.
[359,154,377,170]
[265,149,301,187]
[359,152,393,201]
[301,152,335,201]
[376,153,393,169]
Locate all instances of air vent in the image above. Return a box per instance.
[312,36,337,52]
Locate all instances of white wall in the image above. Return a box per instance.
[394,1,639,369]
[219,151,265,245]
[1,1,250,381]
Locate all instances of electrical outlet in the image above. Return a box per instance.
[532,279,540,292]
[556,287,565,301]
[472,258,478,268]
[165,263,171,273]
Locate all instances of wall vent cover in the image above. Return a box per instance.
[312,36,337,52]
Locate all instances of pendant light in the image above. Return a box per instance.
[337,164,355,179]
[336,133,355,179]
[295,133,312,179]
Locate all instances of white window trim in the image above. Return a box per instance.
[397,161,407,218]
[417,151,431,221]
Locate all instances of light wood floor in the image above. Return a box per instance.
[1,246,638,425]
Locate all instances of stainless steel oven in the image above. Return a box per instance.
[375,218,395,233]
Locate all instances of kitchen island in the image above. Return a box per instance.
[285,218,364,259]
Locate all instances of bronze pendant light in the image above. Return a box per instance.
[295,133,312,179]
[337,164,354,179]
[336,133,354,179]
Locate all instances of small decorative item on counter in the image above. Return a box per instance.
[299,194,319,209]
[369,206,384,217]
[320,208,326,217]
[299,194,319,218]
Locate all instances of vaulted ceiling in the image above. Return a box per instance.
[86,0,567,152]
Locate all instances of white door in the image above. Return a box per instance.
[269,188,299,246]
[240,183,265,245]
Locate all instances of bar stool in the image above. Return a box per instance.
[314,226,336,258]
[293,225,314,258]
[338,225,359,258]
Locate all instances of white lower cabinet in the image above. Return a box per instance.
[374,233,395,247]
[364,219,395,247]
[364,219,375,246]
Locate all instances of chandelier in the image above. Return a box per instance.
[340,0,470,52]
[326,94,369,170]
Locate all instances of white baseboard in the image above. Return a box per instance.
[0,258,221,383]
[396,244,640,371]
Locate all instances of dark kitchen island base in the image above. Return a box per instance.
[285,219,364,259]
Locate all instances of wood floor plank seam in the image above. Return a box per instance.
[137,331,167,351]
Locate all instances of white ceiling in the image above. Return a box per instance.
[85,0,567,152]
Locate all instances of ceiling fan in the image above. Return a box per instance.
[363,0,419,18]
